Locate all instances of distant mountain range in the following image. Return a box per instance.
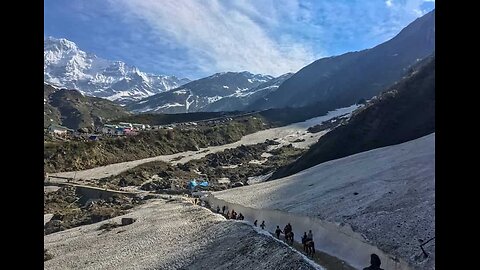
[126,71,290,113]
[249,9,435,112]
[44,37,190,104]
[44,10,434,117]
[44,84,129,130]
[202,73,294,112]
[271,53,435,180]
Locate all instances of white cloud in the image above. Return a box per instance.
[383,0,433,17]
[110,0,318,77]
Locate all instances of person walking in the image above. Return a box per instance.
[302,232,308,251]
[363,254,384,270]
[307,230,313,241]
[254,220,258,227]
[260,221,266,229]
[275,226,282,239]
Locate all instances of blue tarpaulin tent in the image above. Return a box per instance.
[188,179,208,191]
[187,180,198,190]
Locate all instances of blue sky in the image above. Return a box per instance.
[44,0,435,80]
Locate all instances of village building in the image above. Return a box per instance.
[48,124,74,136]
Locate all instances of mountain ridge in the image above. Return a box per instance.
[44,83,129,130]
[126,71,284,113]
[44,37,190,103]
[250,9,435,111]
[271,53,435,180]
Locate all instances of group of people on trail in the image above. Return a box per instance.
[301,230,315,255]
[213,204,383,269]
[225,209,244,220]
[273,222,294,241]
[253,220,265,229]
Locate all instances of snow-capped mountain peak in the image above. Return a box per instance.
[127,71,289,113]
[44,37,190,103]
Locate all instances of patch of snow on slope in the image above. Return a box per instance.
[154,103,183,111]
[173,89,188,95]
[247,172,274,185]
[207,96,223,103]
[105,90,145,101]
[185,94,195,112]
[136,99,149,105]
[44,198,321,270]
[213,133,435,270]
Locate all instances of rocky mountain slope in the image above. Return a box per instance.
[127,71,277,113]
[44,84,129,130]
[272,54,435,179]
[203,73,294,112]
[250,10,435,112]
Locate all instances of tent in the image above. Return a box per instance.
[187,180,198,190]
[187,179,208,191]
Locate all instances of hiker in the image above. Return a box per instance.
[226,210,231,219]
[363,254,384,270]
[231,210,237,220]
[284,223,293,242]
[216,206,220,213]
[222,205,226,214]
[275,226,282,238]
[307,230,313,241]
[260,221,266,229]
[194,198,198,205]
[254,220,258,227]
[284,223,292,235]
[237,213,244,220]
[302,232,308,251]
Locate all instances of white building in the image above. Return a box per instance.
[48,124,74,136]
[132,123,146,130]
[119,122,133,128]
[102,124,119,135]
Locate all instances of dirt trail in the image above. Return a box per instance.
[50,105,359,182]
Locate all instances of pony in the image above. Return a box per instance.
[304,240,315,256]
[285,231,294,244]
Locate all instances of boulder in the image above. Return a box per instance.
[231,182,244,188]
[121,217,136,226]
[44,219,65,235]
[77,127,89,133]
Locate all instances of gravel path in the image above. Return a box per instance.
[50,105,359,181]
